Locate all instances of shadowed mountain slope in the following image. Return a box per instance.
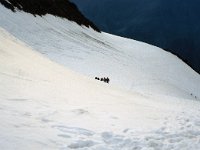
[72,0,200,73]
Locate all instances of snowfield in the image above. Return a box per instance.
[0,5,200,150]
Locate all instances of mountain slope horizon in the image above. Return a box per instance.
[0,3,199,99]
[1,1,200,149]
[71,0,200,74]
[1,24,200,149]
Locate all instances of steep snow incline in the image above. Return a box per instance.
[1,3,200,150]
[0,5,199,100]
[1,26,200,150]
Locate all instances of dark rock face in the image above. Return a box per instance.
[0,0,100,32]
[72,0,200,74]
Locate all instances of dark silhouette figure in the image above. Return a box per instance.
[95,77,100,80]
[95,76,110,84]
[105,77,110,83]
[107,77,110,84]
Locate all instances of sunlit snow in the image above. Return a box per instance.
[0,5,200,150]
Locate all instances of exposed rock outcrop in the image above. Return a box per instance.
[0,0,100,32]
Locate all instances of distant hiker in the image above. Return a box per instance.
[103,77,109,83]
[105,77,110,83]
[95,77,100,80]
[95,76,110,84]
[107,77,110,84]
[103,77,107,83]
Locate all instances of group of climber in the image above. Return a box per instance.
[95,77,110,84]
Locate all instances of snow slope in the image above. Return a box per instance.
[1,24,200,150]
[1,4,200,150]
[0,5,200,99]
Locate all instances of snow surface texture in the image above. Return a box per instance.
[0,5,200,150]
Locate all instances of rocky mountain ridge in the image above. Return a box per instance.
[0,0,100,32]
